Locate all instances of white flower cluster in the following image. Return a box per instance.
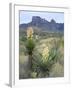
[42,46,49,62]
[27,27,33,39]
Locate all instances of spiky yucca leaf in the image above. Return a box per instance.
[25,38,35,55]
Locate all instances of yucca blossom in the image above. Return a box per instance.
[42,46,49,62]
[27,27,33,39]
[41,43,46,48]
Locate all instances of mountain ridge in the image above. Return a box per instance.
[19,16,64,33]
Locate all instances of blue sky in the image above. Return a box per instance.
[19,11,64,24]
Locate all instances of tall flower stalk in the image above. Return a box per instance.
[42,46,49,63]
[27,27,33,39]
[25,27,35,69]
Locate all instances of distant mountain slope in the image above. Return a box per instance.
[19,16,64,33]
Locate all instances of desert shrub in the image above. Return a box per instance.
[49,62,64,77]
[21,36,27,42]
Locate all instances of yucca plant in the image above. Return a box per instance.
[32,46,58,78]
[25,27,35,69]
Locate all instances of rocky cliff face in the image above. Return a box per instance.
[19,16,64,33]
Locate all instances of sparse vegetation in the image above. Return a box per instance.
[19,27,64,79]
